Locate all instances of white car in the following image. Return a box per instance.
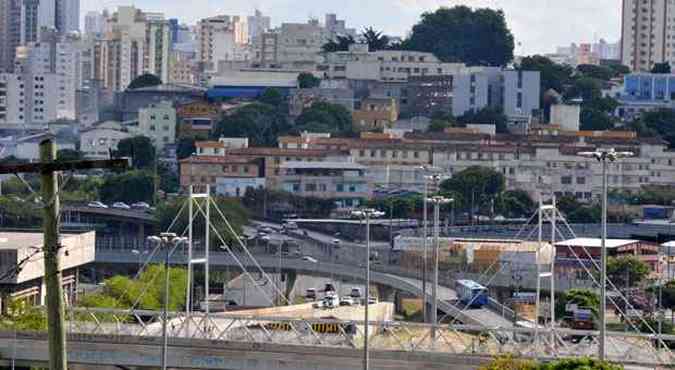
[112,202,131,210]
[322,295,339,309]
[132,202,150,209]
[87,201,108,209]
[302,256,318,263]
[339,296,354,306]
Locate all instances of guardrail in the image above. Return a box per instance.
[9,307,668,366]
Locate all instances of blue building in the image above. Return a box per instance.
[168,18,179,47]
[614,73,675,121]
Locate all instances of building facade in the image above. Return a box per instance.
[80,121,131,158]
[134,101,176,149]
[621,0,673,71]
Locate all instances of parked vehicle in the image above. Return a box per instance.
[131,202,150,209]
[302,256,318,263]
[87,201,108,209]
[323,295,339,309]
[350,287,362,299]
[324,283,336,295]
[339,296,354,306]
[305,288,316,300]
[283,221,298,230]
[367,296,378,305]
[112,202,131,210]
[455,280,488,308]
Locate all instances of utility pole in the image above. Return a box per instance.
[0,139,129,370]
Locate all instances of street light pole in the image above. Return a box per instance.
[351,208,384,370]
[578,148,633,362]
[427,196,452,342]
[147,233,187,370]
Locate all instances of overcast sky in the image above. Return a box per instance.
[82,0,622,55]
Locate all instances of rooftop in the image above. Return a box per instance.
[228,147,349,157]
[180,156,258,164]
[555,238,640,249]
[280,161,366,170]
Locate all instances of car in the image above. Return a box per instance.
[324,283,336,294]
[350,287,362,299]
[87,201,108,209]
[332,238,341,246]
[339,296,354,306]
[305,288,317,300]
[322,295,339,309]
[131,202,150,209]
[112,202,131,210]
[283,221,298,230]
[367,296,378,305]
[302,256,318,263]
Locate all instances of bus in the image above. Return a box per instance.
[455,280,488,308]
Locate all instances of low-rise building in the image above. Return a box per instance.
[176,101,220,137]
[179,155,264,191]
[134,101,176,150]
[196,138,249,155]
[288,87,354,117]
[80,121,132,159]
[352,98,398,132]
[278,161,371,209]
[0,231,95,310]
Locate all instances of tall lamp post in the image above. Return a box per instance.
[578,148,633,361]
[418,166,443,324]
[427,195,453,341]
[351,208,384,370]
[147,233,188,370]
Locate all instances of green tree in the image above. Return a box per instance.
[99,170,154,204]
[576,64,615,81]
[297,72,321,88]
[440,166,505,223]
[56,149,84,162]
[556,289,600,320]
[0,299,47,331]
[258,88,284,107]
[662,280,675,313]
[114,136,156,169]
[606,63,631,78]
[82,265,188,311]
[606,256,650,288]
[580,108,615,131]
[540,358,622,370]
[427,120,451,133]
[294,101,354,136]
[321,35,356,52]
[403,6,514,66]
[519,55,574,96]
[176,135,200,160]
[651,62,671,74]
[495,190,535,218]
[213,103,291,147]
[458,107,508,134]
[361,27,389,51]
[636,109,675,148]
[480,355,536,370]
[564,77,603,103]
[127,73,162,90]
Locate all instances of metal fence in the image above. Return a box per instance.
[53,307,674,366]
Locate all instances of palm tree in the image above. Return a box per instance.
[322,35,356,53]
[361,27,389,51]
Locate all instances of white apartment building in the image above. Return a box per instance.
[84,11,105,36]
[432,139,675,202]
[95,6,170,91]
[621,0,675,71]
[319,45,469,81]
[197,15,250,72]
[80,121,131,159]
[258,19,337,67]
[134,101,176,149]
[14,31,95,120]
[0,72,58,126]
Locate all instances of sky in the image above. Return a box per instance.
[81,0,622,55]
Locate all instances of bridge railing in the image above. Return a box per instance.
[47,307,675,366]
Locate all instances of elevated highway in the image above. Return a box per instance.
[96,250,515,328]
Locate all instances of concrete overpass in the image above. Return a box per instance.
[95,250,515,328]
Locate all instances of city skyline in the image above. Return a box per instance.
[80,0,621,55]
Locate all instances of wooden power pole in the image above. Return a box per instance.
[0,139,128,370]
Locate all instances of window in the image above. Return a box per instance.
[561,176,572,185]
[232,165,239,173]
[517,92,523,108]
[305,183,317,192]
[336,184,344,192]
[577,177,586,185]
[349,184,356,192]
[359,150,365,157]
[509,167,515,175]
[292,184,300,192]
[370,150,376,158]
[319,184,327,192]
[413,151,420,159]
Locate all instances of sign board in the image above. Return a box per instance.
[574,309,593,321]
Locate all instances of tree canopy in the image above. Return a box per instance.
[127,73,162,90]
[403,6,514,66]
[99,170,155,204]
[440,166,505,221]
[297,72,321,88]
[606,256,650,288]
[519,55,574,95]
[458,107,508,134]
[56,149,84,162]
[212,103,291,147]
[258,88,284,107]
[633,109,675,148]
[294,101,354,136]
[322,35,356,53]
[361,27,389,51]
[495,190,535,218]
[576,64,615,82]
[114,136,156,169]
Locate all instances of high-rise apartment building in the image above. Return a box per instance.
[95,6,170,91]
[247,9,270,43]
[0,0,22,72]
[84,10,104,36]
[197,15,250,72]
[621,0,673,71]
